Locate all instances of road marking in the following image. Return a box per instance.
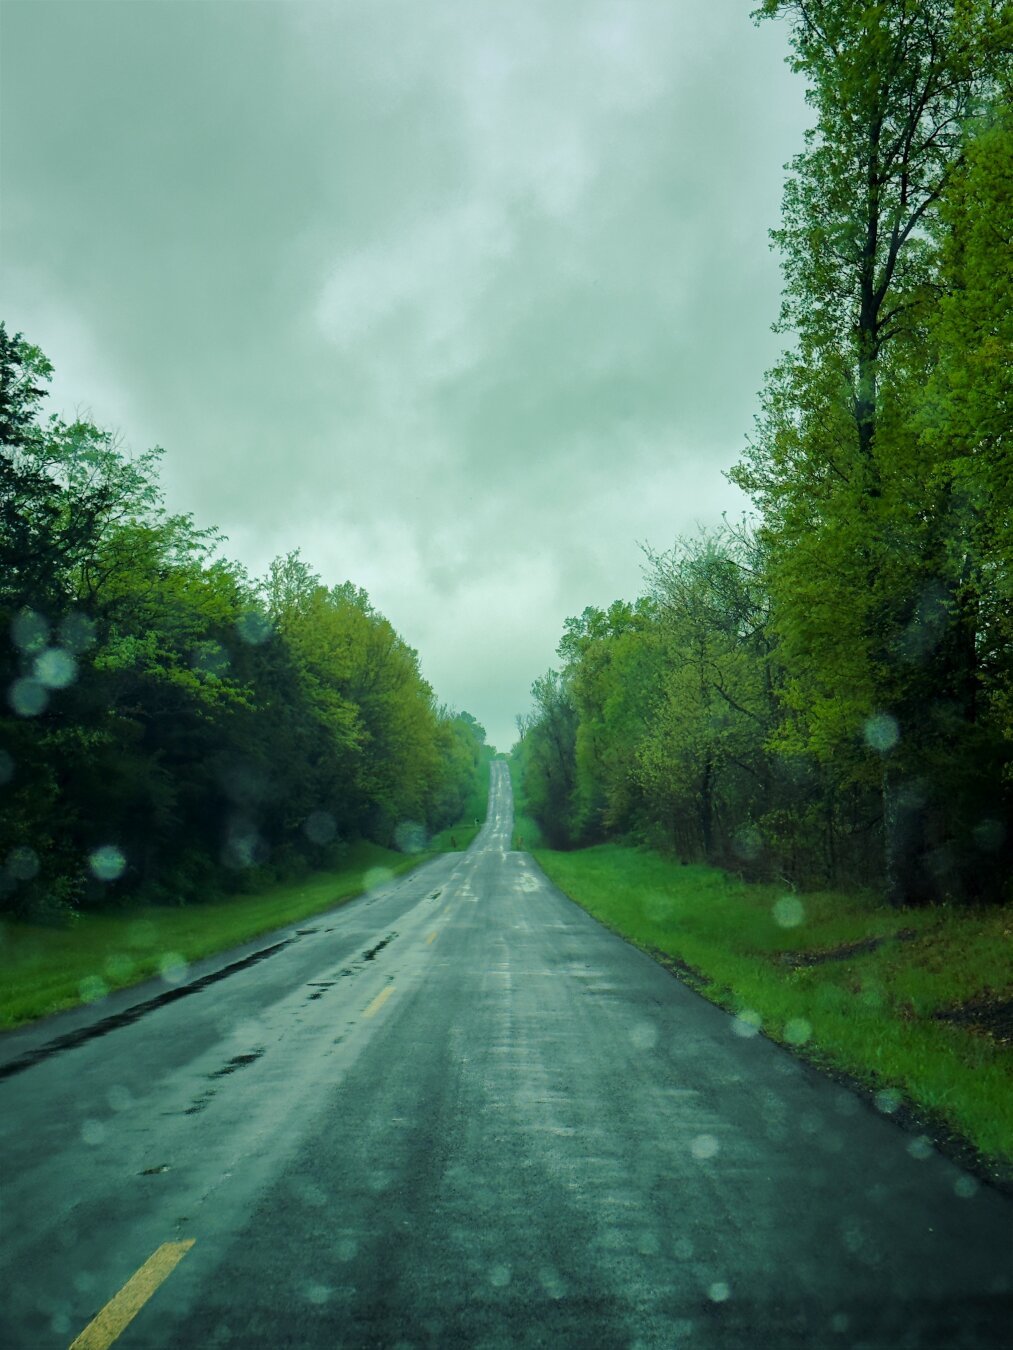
[69,1240,195,1349]
[363,985,394,1018]
[427,930,438,944]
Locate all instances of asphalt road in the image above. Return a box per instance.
[1,761,1010,1349]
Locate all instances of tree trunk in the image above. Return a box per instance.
[699,758,714,862]
[882,765,929,907]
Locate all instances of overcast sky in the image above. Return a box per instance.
[1,0,808,750]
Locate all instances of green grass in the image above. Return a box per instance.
[427,821,482,852]
[0,771,494,1032]
[534,843,1013,1169]
[0,841,437,1031]
[506,755,546,850]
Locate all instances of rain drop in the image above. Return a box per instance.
[159,952,188,984]
[784,1017,812,1045]
[864,712,899,752]
[732,1008,763,1038]
[81,1119,106,1146]
[708,1281,731,1303]
[690,1133,720,1160]
[90,845,126,881]
[11,608,49,653]
[79,975,108,1004]
[304,810,337,845]
[6,846,40,882]
[538,1267,566,1300]
[364,867,394,893]
[873,1088,901,1115]
[34,647,77,689]
[394,820,427,854]
[59,611,97,653]
[104,952,135,982]
[9,678,48,717]
[773,895,805,928]
[235,610,272,645]
[629,1020,658,1051]
[107,1085,134,1112]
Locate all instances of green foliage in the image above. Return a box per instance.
[0,327,489,917]
[0,841,429,1028]
[516,9,1012,903]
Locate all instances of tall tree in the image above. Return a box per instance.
[732,0,1012,904]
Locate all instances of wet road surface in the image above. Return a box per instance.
[1,761,1011,1348]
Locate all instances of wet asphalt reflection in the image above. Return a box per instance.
[0,761,1010,1348]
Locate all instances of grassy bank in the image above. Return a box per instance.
[505,755,546,851]
[0,840,441,1031]
[534,844,1013,1173]
[1,752,491,1035]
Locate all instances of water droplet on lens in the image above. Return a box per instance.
[864,712,899,752]
[90,845,126,881]
[773,896,805,928]
[629,1020,658,1051]
[304,810,337,845]
[79,975,108,1003]
[34,647,77,689]
[81,1119,106,1146]
[11,609,49,653]
[784,1017,811,1045]
[6,846,39,882]
[9,678,48,716]
[159,952,188,984]
[732,1008,763,1038]
[873,1088,901,1115]
[690,1133,720,1160]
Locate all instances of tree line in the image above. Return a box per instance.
[516,0,1012,906]
[0,326,491,919]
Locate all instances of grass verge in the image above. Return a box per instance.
[505,755,546,851]
[0,841,436,1031]
[533,843,1013,1177]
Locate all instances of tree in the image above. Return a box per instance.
[732,0,1013,904]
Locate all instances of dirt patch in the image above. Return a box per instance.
[934,998,1013,1045]
[779,928,919,968]
[648,948,709,993]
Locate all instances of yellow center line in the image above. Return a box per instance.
[69,1240,195,1350]
[363,984,394,1018]
[426,930,438,944]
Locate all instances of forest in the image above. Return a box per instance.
[0,323,491,921]
[516,0,1013,908]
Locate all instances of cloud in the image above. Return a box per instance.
[1,0,808,748]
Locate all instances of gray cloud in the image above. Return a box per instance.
[1,0,807,749]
